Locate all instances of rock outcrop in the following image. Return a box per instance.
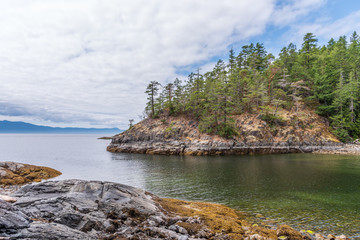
[0,162,61,186]
[1,180,346,240]
[313,143,360,155]
[1,180,175,239]
[108,109,342,155]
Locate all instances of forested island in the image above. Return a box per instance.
[143,32,360,141]
[108,32,360,155]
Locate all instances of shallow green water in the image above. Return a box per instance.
[110,153,360,237]
[1,135,359,237]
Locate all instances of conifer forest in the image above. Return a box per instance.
[145,33,360,141]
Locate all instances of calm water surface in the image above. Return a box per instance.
[0,134,359,237]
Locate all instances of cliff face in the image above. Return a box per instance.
[107,109,341,155]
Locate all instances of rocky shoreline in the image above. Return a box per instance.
[108,141,352,156]
[313,143,360,155]
[1,159,357,240]
[0,179,351,240]
[106,112,351,156]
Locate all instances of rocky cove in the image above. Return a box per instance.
[0,177,351,240]
[106,109,360,156]
[1,145,359,239]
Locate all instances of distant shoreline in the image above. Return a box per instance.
[0,132,117,135]
[0,120,121,134]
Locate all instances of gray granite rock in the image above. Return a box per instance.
[1,180,195,239]
[0,199,30,236]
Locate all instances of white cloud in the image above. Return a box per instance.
[0,0,278,128]
[271,1,360,49]
[293,10,360,42]
[271,0,326,26]
[0,0,334,129]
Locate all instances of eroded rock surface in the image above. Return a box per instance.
[1,180,206,239]
[107,110,343,155]
[0,199,30,236]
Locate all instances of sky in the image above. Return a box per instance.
[1,0,360,129]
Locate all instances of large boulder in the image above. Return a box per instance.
[1,179,191,239]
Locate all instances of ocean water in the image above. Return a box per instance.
[0,134,360,237]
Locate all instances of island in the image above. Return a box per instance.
[108,33,360,156]
[107,109,348,155]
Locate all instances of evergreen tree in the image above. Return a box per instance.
[185,71,205,119]
[172,78,184,114]
[163,83,174,114]
[143,32,360,141]
[301,33,318,69]
[145,81,161,117]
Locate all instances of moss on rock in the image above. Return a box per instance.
[0,162,61,186]
[157,198,248,239]
[156,197,321,240]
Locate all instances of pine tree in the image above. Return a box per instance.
[141,32,360,141]
[301,33,318,69]
[163,83,174,114]
[145,81,161,117]
[185,71,205,119]
[172,78,184,114]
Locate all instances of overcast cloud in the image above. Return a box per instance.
[0,0,356,128]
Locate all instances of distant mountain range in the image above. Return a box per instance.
[0,120,122,134]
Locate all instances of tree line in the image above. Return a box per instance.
[144,32,360,141]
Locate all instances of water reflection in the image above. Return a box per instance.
[0,135,359,236]
[110,153,360,237]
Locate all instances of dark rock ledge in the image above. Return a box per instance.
[0,180,350,240]
[107,141,349,156]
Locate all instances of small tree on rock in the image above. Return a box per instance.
[145,81,161,117]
